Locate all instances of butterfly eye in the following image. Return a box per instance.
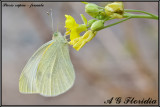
[54,32,58,37]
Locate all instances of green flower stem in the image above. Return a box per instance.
[123,12,158,20]
[124,9,158,18]
[104,17,112,21]
[96,17,131,31]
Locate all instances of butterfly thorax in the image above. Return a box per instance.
[52,32,68,45]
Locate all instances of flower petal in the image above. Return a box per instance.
[65,15,78,29]
[69,30,97,51]
[70,29,80,40]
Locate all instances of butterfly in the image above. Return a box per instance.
[19,32,75,97]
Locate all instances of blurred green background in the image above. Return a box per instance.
[2,2,158,105]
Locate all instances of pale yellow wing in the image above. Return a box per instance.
[19,40,54,93]
[36,35,75,97]
[19,33,75,97]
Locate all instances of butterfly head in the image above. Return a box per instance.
[52,32,68,44]
[53,32,61,37]
[52,32,61,39]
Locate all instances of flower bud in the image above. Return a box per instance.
[85,3,99,17]
[91,20,104,31]
[105,2,124,18]
[88,19,97,27]
[95,11,107,20]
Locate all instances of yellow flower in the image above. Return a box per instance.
[65,15,87,40]
[105,2,124,19]
[65,15,96,51]
[69,30,97,51]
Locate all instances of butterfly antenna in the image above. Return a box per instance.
[47,9,54,33]
[57,22,59,32]
[50,9,54,32]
